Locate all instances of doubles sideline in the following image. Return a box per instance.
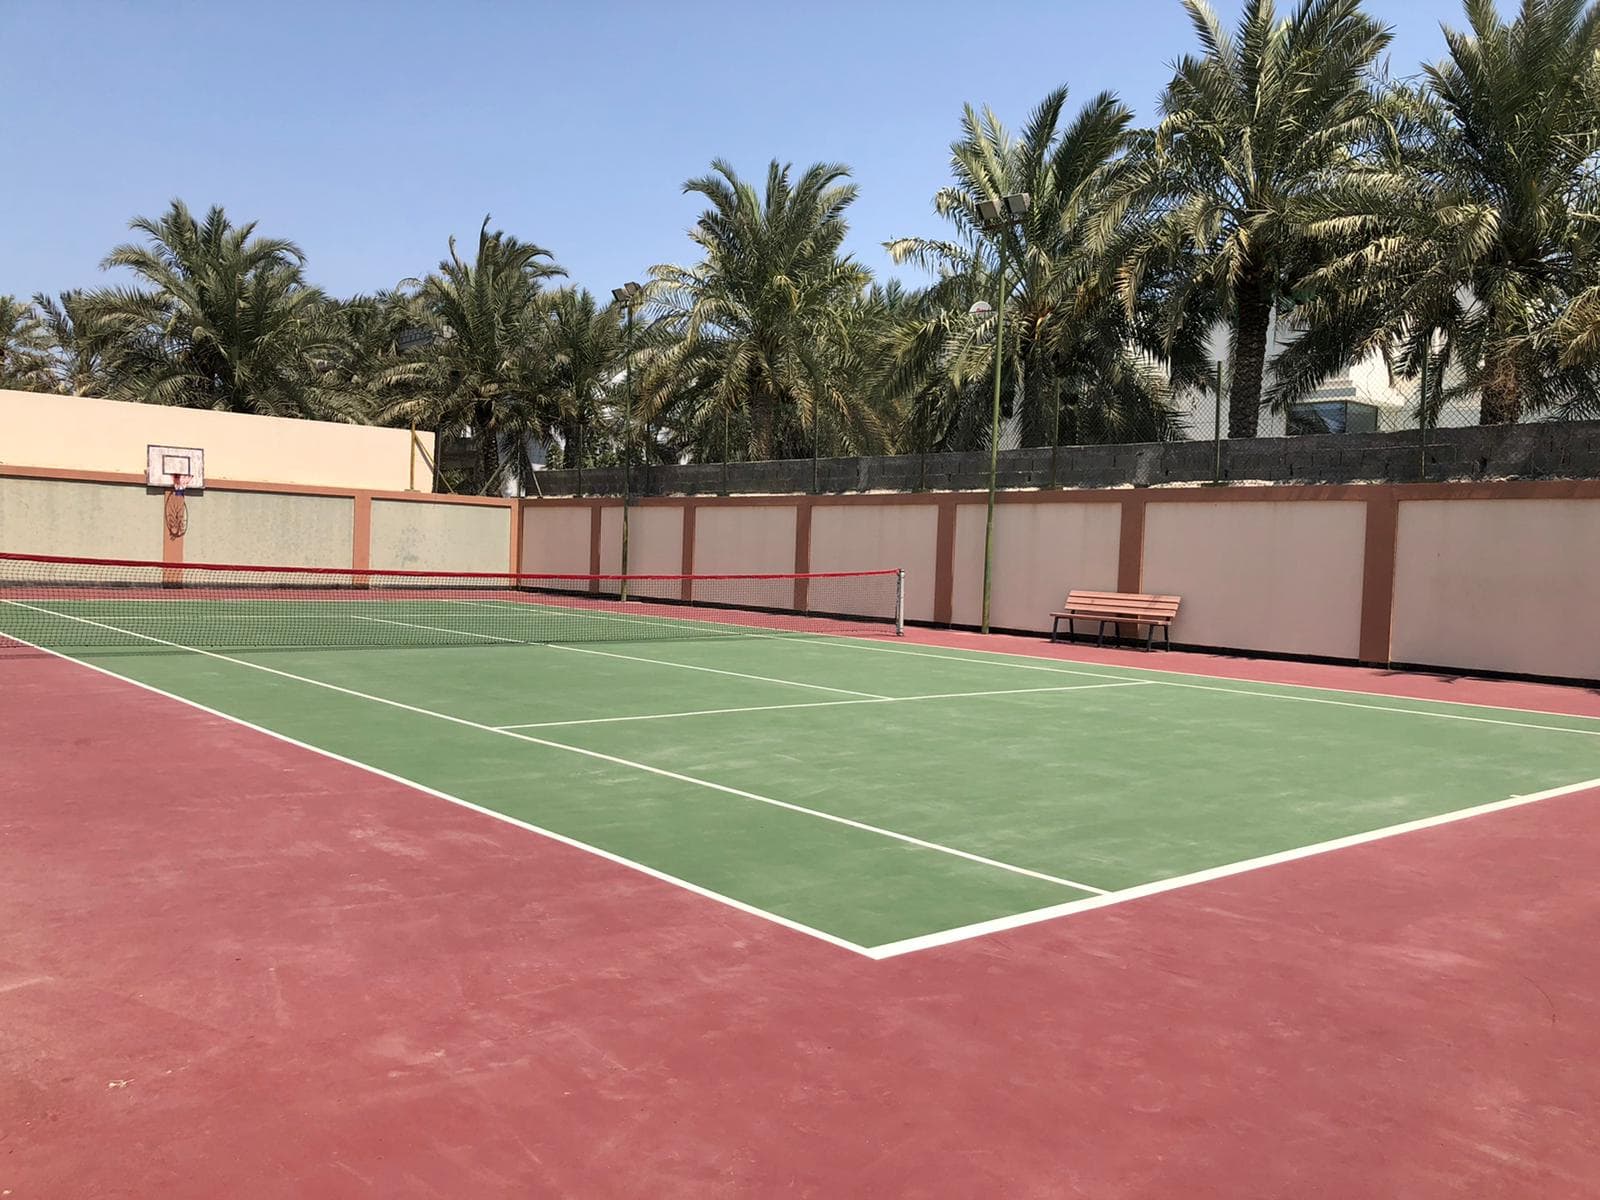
[1,600,1111,905]
[771,634,1600,739]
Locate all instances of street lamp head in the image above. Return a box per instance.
[1004,193,1032,218]
[976,198,1002,225]
[612,281,644,305]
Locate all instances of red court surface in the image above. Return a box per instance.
[4,642,1599,1198]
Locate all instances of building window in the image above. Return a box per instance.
[1287,400,1380,435]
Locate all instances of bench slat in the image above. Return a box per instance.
[1057,588,1180,622]
[1050,590,1182,650]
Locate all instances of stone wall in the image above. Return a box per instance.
[530,419,1600,497]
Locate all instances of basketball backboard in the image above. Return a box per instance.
[146,445,206,490]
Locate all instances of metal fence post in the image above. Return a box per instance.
[1213,359,1224,484]
[812,407,821,494]
[1419,344,1430,482]
[1050,387,1060,487]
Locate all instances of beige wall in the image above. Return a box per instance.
[0,476,163,560]
[694,505,799,574]
[184,489,353,568]
[1392,498,1600,678]
[1142,500,1367,658]
[810,503,939,623]
[695,504,799,609]
[0,389,432,492]
[520,505,592,574]
[502,489,1600,682]
[599,506,684,599]
[952,501,1121,631]
[370,498,511,574]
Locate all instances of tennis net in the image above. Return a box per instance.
[0,552,905,653]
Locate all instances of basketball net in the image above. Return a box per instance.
[164,475,190,539]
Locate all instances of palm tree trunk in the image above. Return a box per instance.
[475,402,498,495]
[1229,275,1272,439]
[1059,389,1079,448]
[751,388,778,460]
[1479,349,1521,425]
[1022,350,1051,446]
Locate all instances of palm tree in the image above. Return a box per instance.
[1289,0,1600,423]
[647,160,882,462]
[543,287,627,477]
[888,87,1199,452]
[1117,0,1393,436]
[33,291,112,396]
[313,290,421,415]
[0,295,55,391]
[376,218,566,494]
[77,200,352,418]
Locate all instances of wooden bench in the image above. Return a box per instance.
[1050,590,1181,650]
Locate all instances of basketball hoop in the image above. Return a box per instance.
[146,446,203,541]
[165,475,190,538]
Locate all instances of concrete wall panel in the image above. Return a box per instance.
[951,502,1121,631]
[0,388,429,492]
[1142,500,1367,658]
[1392,498,1600,679]
[521,506,593,575]
[809,503,939,623]
[0,477,162,560]
[184,489,353,567]
[600,506,684,599]
[694,505,799,610]
[370,499,511,574]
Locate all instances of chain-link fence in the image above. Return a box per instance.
[527,346,1600,496]
[1169,355,1498,443]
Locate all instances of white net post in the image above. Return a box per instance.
[895,569,906,637]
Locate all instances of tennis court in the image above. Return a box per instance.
[6,550,1598,959]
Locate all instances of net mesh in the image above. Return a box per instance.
[0,553,903,654]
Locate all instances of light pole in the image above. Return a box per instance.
[976,192,1030,635]
[612,281,644,600]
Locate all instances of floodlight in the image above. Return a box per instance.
[976,199,1002,224]
[1004,193,1032,218]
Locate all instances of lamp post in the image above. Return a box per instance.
[396,326,440,491]
[976,192,1030,635]
[611,281,644,600]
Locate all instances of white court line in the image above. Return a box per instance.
[772,635,1600,738]
[783,632,1600,729]
[864,774,1600,959]
[351,614,525,643]
[1,600,1104,898]
[494,681,1152,730]
[0,622,878,958]
[14,602,1593,958]
[455,596,733,633]
[353,611,887,700]
[548,642,890,699]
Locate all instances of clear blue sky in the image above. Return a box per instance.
[2,0,1465,303]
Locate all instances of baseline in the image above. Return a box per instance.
[865,774,1600,959]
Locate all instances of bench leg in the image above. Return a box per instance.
[1097,620,1108,647]
[1162,624,1172,650]
[1050,616,1059,644]
[1146,622,1155,651]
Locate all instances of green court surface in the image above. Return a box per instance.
[8,598,1600,954]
